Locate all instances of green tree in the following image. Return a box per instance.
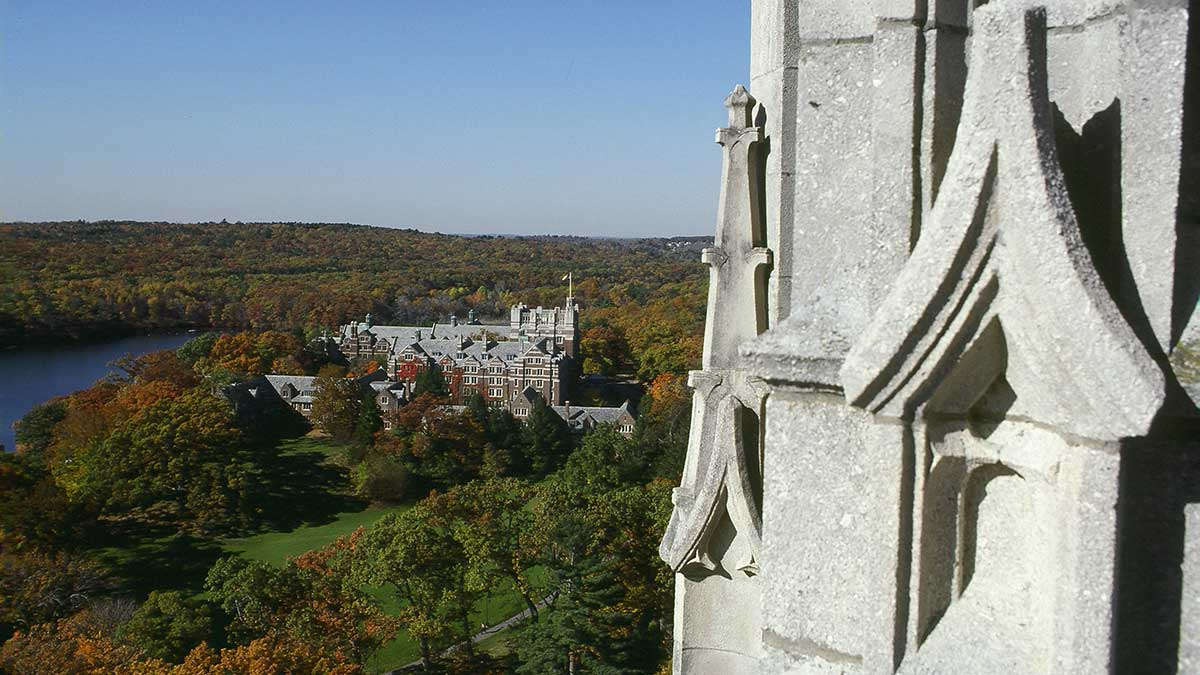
[310,376,365,444]
[204,557,301,644]
[176,332,218,366]
[12,400,67,457]
[0,453,94,550]
[557,426,636,492]
[351,452,409,502]
[521,395,573,478]
[316,363,348,379]
[464,390,489,426]
[116,590,213,663]
[520,470,675,673]
[354,395,383,447]
[353,499,481,666]
[50,387,251,532]
[442,479,542,621]
[412,362,449,399]
[579,326,629,376]
[205,536,394,665]
[512,517,649,674]
[381,397,488,490]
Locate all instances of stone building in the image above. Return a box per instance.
[262,374,318,417]
[510,300,579,359]
[336,298,579,410]
[259,370,389,418]
[661,1,1198,674]
[511,387,637,436]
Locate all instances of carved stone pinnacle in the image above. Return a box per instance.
[724,84,755,129]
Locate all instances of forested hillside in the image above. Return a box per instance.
[0,221,708,380]
[0,221,712,672]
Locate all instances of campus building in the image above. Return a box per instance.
[335,296,580,410]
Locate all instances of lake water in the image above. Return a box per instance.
[0,333,194,452]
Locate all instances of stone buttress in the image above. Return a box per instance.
[663,0,1198,672]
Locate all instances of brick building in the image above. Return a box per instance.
[336,296,580,410]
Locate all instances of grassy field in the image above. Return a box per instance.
[223,504,405,565]
[222,437,406,564]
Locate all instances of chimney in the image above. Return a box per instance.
[451,315,458,327]
[565,400,571,417]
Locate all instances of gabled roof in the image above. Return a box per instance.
[429,321,506,341]
[264,374,318,397]
[550,401,634,428]
[342,320,505,344]
[485,341,527,362]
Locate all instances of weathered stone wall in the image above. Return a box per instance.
[663,0,1198,672]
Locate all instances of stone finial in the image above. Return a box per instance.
[724,84,755,128]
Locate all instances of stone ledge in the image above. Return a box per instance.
[738,314,849,392]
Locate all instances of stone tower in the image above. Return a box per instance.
[662,0,1198,673]
[509,298,580,358]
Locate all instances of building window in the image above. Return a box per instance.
[381,395,389,404]
[620,424,634,433]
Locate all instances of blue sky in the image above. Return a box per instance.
[0,1,749,236]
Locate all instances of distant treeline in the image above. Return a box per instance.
[0,221,708,380]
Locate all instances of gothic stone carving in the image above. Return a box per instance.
[659,85,772,674]
[669,0,1194,672]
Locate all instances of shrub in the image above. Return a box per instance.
[116,591,213,663]
[353,454,410,503]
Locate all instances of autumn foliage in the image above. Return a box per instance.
[1,609,361,675]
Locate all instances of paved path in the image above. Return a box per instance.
[389,594,553,673]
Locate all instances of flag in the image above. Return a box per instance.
[562,273,570,281]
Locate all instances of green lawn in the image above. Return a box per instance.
[272,435,345,459]
[222,504,406,565]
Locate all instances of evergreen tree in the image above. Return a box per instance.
[513,516,649,674]
[412,362,449,399]
[521,395,572,478]
[353,395,382,447]
[465,390,489,426]
[486,408,525,476]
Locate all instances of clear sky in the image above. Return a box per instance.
[0,1,750,237]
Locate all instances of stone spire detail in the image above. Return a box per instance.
[702,84,773,369]
[659,84,773,674]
